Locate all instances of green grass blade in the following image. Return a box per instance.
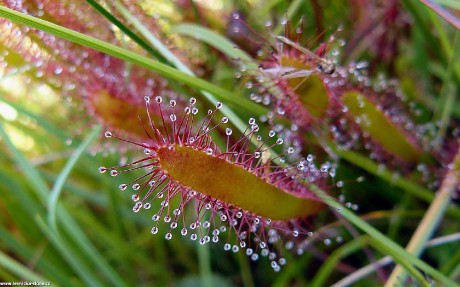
[0,5,276,161]
[0,5,264,117]
[335,149,460,217]
[56,210,129,287]
[112,0,193,74]
[0,227,74,286]
[47,125,101,231]
[0,121,127,287]
[84,0,171,64]
[403,0,460,83]
[310,237,368,287]
[385,150,460,286]
[172,23,254,64]
[35,216,102,287]
[434,32,459,144]
[0,251,50,283]
[435,0,460,9]
[197,244,213,287]
[312,186,457,287]
[110,3,267,137]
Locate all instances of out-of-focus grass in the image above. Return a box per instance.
[0,1,459,286]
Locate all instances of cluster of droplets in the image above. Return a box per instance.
[99,96,339,271]
[228,14,460,221]
[229,14,446,181]
[228,14,350,136]
[325,68,428,170]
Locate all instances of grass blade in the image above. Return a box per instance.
[312,186,457,287]
[0,117,127,287]
[0,5,264,116]
[35,216,102,287]
[0,251,50,283]
[84,0,171,64]
[172,23,254,63]
[385,149,460,286]
[47,125,101,230]
[111,2,265,135]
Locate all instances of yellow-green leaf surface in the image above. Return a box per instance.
[89,90,158,138]
[157,145,324,220]
[280,57,330,118]
[342,91,421,162]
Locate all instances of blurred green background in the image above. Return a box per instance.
[1,0,460,286]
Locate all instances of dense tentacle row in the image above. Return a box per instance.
[100,96,336,271]
[227,15,447,176]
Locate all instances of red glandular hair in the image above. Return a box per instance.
[100,96,337,271]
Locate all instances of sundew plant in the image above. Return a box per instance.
[0,1,459,286]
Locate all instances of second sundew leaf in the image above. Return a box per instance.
[89,90,159,138]
[157,145,324,220]
[280,57,330,118]
[342,91,422,162]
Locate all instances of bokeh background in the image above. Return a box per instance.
[0,1,459,286]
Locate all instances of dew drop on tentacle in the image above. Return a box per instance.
[133,202,142,212]
[100,94,335,271]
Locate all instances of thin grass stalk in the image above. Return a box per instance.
[385,148,460,286]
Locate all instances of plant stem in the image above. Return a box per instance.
[385,148,460,286]
[335,149,460,217]
[419,0,460,30]
[312,185,457,286]
[197,244,213,287]
[332,232,460,287]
